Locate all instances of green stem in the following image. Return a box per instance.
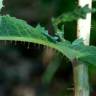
[72,59,89,96]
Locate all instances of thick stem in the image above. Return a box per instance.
[72,59,89,96]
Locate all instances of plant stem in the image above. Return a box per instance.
[72,59,89,96]
[73,0,92,96]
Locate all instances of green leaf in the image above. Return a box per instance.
[0,15,81,60]
[53,4,96,25]
[72,38,84,46]
[72,40,96,65]
[0,15,96,66]
[92,0,96,2]
[79,46,96,65]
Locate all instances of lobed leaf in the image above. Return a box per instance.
[72,39,96,65]
[0,15,81,60]
[0,15,96,65]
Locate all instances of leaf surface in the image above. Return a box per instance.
[0,15,96,65]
